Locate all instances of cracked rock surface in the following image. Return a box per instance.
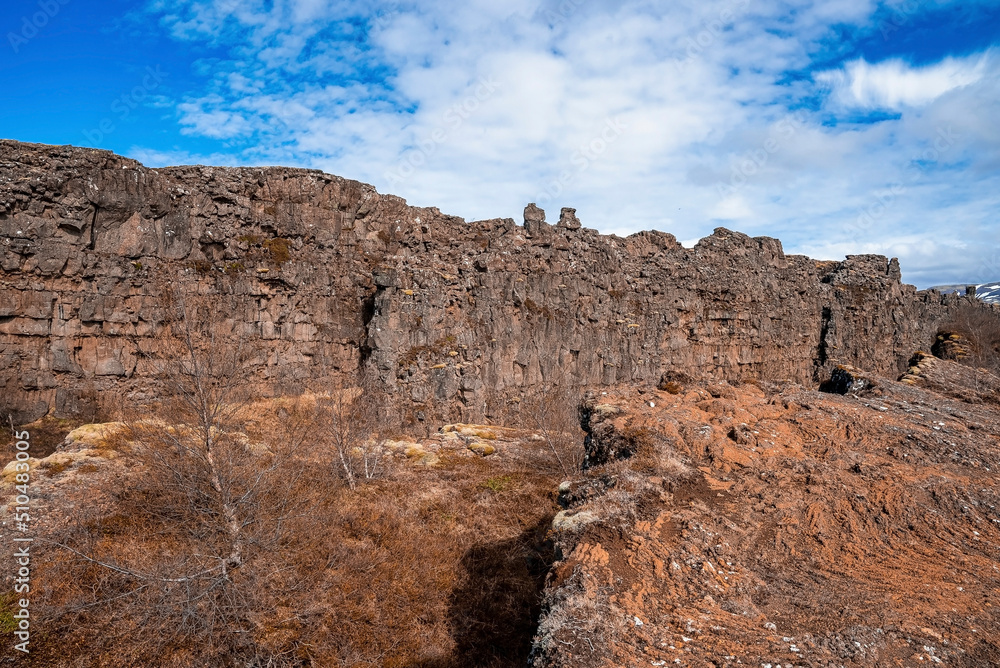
[0,140,992,426]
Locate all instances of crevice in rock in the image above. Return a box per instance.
[426,514,555,668]
[814,306,832,379]
[359,289,377,365]
[199,241,225,261]
[88,204,100,250]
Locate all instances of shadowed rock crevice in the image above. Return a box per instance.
[814,305,832,375]
[419,516,555,668]
[87,204,99,250]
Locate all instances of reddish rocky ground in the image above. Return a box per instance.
[532,360,1000,668]
[2,358,999,667]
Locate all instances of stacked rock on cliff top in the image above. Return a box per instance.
[0,140,989,423]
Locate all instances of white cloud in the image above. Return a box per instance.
[126,146,242,167]
[817,54,989,109]
[136,0,1000,287]
[711,195,754,220]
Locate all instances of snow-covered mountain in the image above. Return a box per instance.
[931,282,1000,304]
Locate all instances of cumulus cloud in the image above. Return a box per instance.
[137,0,1000,287]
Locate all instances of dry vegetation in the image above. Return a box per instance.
[0,289,588,667]
[938,305,1000,374]
[16,425,566,666]
[485,375,588,477]
[0,416,90,461]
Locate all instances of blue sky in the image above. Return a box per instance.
[1,0,999,287]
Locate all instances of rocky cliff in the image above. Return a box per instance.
[0,140,987,423]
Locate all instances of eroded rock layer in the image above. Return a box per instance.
[0,140,987,422]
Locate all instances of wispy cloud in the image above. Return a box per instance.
[817,54,989,109]
[134,0,1000,287]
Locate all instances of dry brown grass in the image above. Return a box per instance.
[1,282,571,667]
[486,382,587,477]
[0,416,85,460]
[16,442,560,667]
[8,372,565,667]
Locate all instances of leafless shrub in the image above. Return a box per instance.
[504,382,586,477]
[655,451,692,479]
[31,287,335,666]
[311,370,394,490]
[529,569,622,667]
[939,306,1000,374]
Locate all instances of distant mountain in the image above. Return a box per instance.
[931,281,1000,304]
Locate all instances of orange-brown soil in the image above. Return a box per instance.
[532,364,1000,668]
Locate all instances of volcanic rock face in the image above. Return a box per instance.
[0,140,990,422]
[557,207,581,230]
[533,365,1000,667]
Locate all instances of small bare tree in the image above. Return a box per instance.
[150,294,261,576]
[945,306,1000,373]
[314,370,391,490]
[38,284,331,665]
[511,367,586,476]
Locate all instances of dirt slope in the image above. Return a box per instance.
[4,356,1000,666]
[532,364,1000,667]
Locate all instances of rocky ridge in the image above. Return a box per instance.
[932,282,1000,305]
[0,140,992,423]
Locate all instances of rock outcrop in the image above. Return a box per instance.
[0,140,991,422]
[532,366,1000,667]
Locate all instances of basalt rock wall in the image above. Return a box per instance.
[0,140,985,423]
